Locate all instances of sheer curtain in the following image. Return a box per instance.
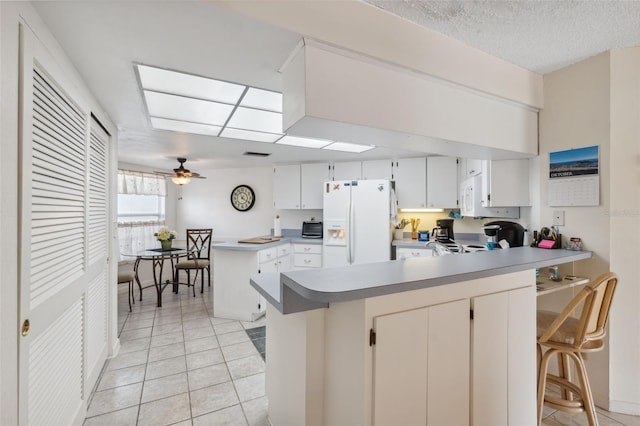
[117,170,167,261]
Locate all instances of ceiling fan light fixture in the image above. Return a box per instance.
[171,176,191,186]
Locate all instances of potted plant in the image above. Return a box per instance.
[155,227,177,250]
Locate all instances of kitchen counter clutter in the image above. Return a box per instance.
[251,247,592,425]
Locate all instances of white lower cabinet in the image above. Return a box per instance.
[293,243,322,270]
[396,247,432,260]
[258,244,291,314]
[473,286,536,425]
[373,299,469,425]
[213,243,292,321]
[371,285,536,425]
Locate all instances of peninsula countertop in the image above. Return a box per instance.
[250,247,592,314]
[212,236,322,251]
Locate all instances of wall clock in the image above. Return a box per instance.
[230,184,256,212]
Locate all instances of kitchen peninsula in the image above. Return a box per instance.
[212,236,320,321]
[251,247,591,425]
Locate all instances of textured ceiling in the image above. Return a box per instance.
[365,0,640,73]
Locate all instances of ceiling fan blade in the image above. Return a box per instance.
[153,171,175,177]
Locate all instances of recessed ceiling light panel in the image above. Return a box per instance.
[276,135,332,148]
[240,88,283,113]
[144,91,234,126]
[138,64,244,104]
[323,142,375,153]
[226,107,283,134]
[150,117,222,136]
[220,128,282,143]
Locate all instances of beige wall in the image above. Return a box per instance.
[608,47,640,413]
[539,49,640,414]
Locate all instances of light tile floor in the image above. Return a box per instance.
[541,393,640,426]
[86,280,267,425]
[100,278,640,426]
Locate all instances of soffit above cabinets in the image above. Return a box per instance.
[282,40,538,161]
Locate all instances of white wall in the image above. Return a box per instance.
[175,166,320,239]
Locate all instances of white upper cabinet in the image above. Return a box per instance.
[426,157,458,208]
[331,161,362,181]
[464,158,483,177]
[362,160,393,180]
[273,165,301,209]
[301,163,330,209]
[274,164,329,210]
[481,159,530,207]
[394,158,427,208]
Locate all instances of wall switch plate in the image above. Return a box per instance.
[553,210,565,226]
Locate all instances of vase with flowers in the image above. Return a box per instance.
[155,227,177,250]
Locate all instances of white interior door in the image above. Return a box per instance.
[18,24,110,426]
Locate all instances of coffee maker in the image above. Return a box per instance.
[432,219,455,242]
[483,221,525,248]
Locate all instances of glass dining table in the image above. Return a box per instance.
[124,246,194,307]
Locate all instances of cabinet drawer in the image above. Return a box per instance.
[294,253,322,268]
[293,243,322,255]
[277,244,291,258]
[258,247,278,263]
[397,248,433,259]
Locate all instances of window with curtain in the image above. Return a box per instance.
[117,170,167,260]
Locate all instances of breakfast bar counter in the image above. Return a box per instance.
[251,246,591,314]
[250,247,592,426]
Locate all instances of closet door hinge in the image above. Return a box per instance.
[470,309,474,320]
[369,328,376,346]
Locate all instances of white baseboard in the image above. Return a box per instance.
[607,400,640,416]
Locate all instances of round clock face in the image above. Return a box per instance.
[230,185,256,212]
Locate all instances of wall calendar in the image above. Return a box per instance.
[548,145,599,207]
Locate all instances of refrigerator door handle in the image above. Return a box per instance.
[346,200,352,264]
[349,199,356,264]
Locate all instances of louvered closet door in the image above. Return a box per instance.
[18,24,110,426]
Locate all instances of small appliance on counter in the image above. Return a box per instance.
[432,218,455,242]
[483,221,525,248]
[301,221,323,239]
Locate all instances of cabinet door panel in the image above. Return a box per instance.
[473,292,509,426]
[332,161,362,181]
[301,163,329,209]
[273,165,301,209]
[507,286,536,424]
[373,307,428,426]
[394,158,427,208]
[487,159,530,206]
[427,299,470,425]
[362,160,392,180]
[426,156,458,208]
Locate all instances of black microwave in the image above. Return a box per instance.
[302,221,323,239]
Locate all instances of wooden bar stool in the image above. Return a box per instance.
[536,272,618,426]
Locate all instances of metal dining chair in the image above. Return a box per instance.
[174,229,213,296]
[536,272,618,426]
[117,271,136,311]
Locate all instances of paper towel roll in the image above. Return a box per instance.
[274,216,281,237]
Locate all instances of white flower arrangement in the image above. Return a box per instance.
[154,227,177,241]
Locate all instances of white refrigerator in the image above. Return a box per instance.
[323,179,393,268]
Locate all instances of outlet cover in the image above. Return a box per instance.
[553,210,565,226]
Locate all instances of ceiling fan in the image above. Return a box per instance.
[155,157,206,186]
